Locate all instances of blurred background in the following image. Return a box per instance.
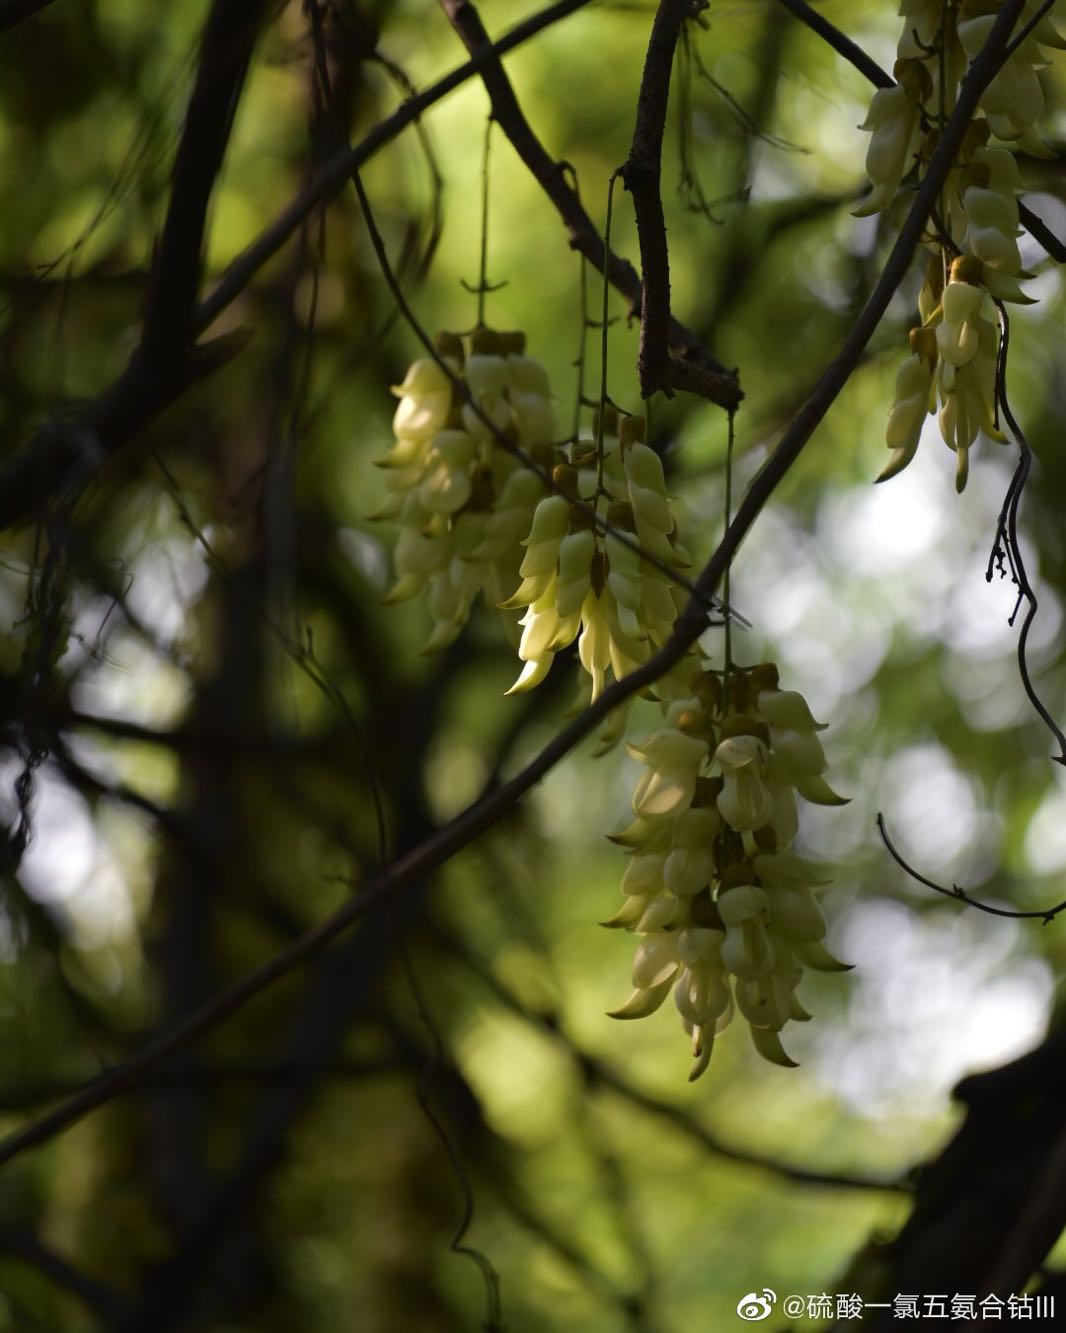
[0,0,1064,1329]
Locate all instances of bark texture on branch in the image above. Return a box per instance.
[831,1027,1066,1330]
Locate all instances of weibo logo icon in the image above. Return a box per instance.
[736,1289,777,1322]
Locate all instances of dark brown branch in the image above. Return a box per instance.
[0,1,265,528]
[620,0,702,398]
[775,0,1066,262]
[0,329,247,528]
[781,3,1066,763]
[591,1059,906,1193]
[0,0,55,34]
[44,705,338,758]
[494,1184,647,1327]
[842,1027,1066,1330]
[0,1225,128,1321]
[439,0,740,409]
[1003,0,1059,65]
[877,814,1066,923]
[1017,202,1066,263]
[0,1058,407,1110]
[0,0,1027,1169]
[987,1119,1066,1296]
[680,0,1030,619]
[140,0,269,361]
[775,0,892,91]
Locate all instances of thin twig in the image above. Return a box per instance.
[877,813,1066,923]
[679,0,1032,623]
[401,950,503,1331]
[1002,0,1058,65]
[776,0,892,91]
[494,1183,651,1330]
[0,1226,128,1321]
[0,1058,409,1109]
[371,51,446,286]
[723,408,735,688]
[590,1058,908,1193]
[594,173,620,522]
[989,302,1066,764]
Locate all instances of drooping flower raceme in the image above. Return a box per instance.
[604,662,850,1079]
[503,411,687,703]
[859,0,1064,490]
[374,327,564,650]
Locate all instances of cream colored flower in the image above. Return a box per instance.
[855,84,921,217]
[391,358,453,441]
[673,928,731,1028]
[629,720,708,820]
[663,806,720,896]
[712,735,773,833]
[718,884,776,979]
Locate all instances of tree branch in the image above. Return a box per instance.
[0,1225,128,1321]
[842,1027,1066,1330]
[0,1059,408,1109]
[877,813,1066,923]
[326,54,742,623]
[775,0,892,92]
[620,0,701,399]
[0,0,56,35]
[140,0,269,361]
[991,302,1066,762]
[0,329,247,529]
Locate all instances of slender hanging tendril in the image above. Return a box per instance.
[476,116,493,324]
[461,115,506,322]
[594,172,620,524]
[723,408,736,710]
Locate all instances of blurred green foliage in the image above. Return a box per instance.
[0,0,1063,1329]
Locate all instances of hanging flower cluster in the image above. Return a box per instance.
[374,327,563,650]
[858,0,1064,491]
[603,660,850,1079]
[504,409,688,701]
[377,326,853,1080]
